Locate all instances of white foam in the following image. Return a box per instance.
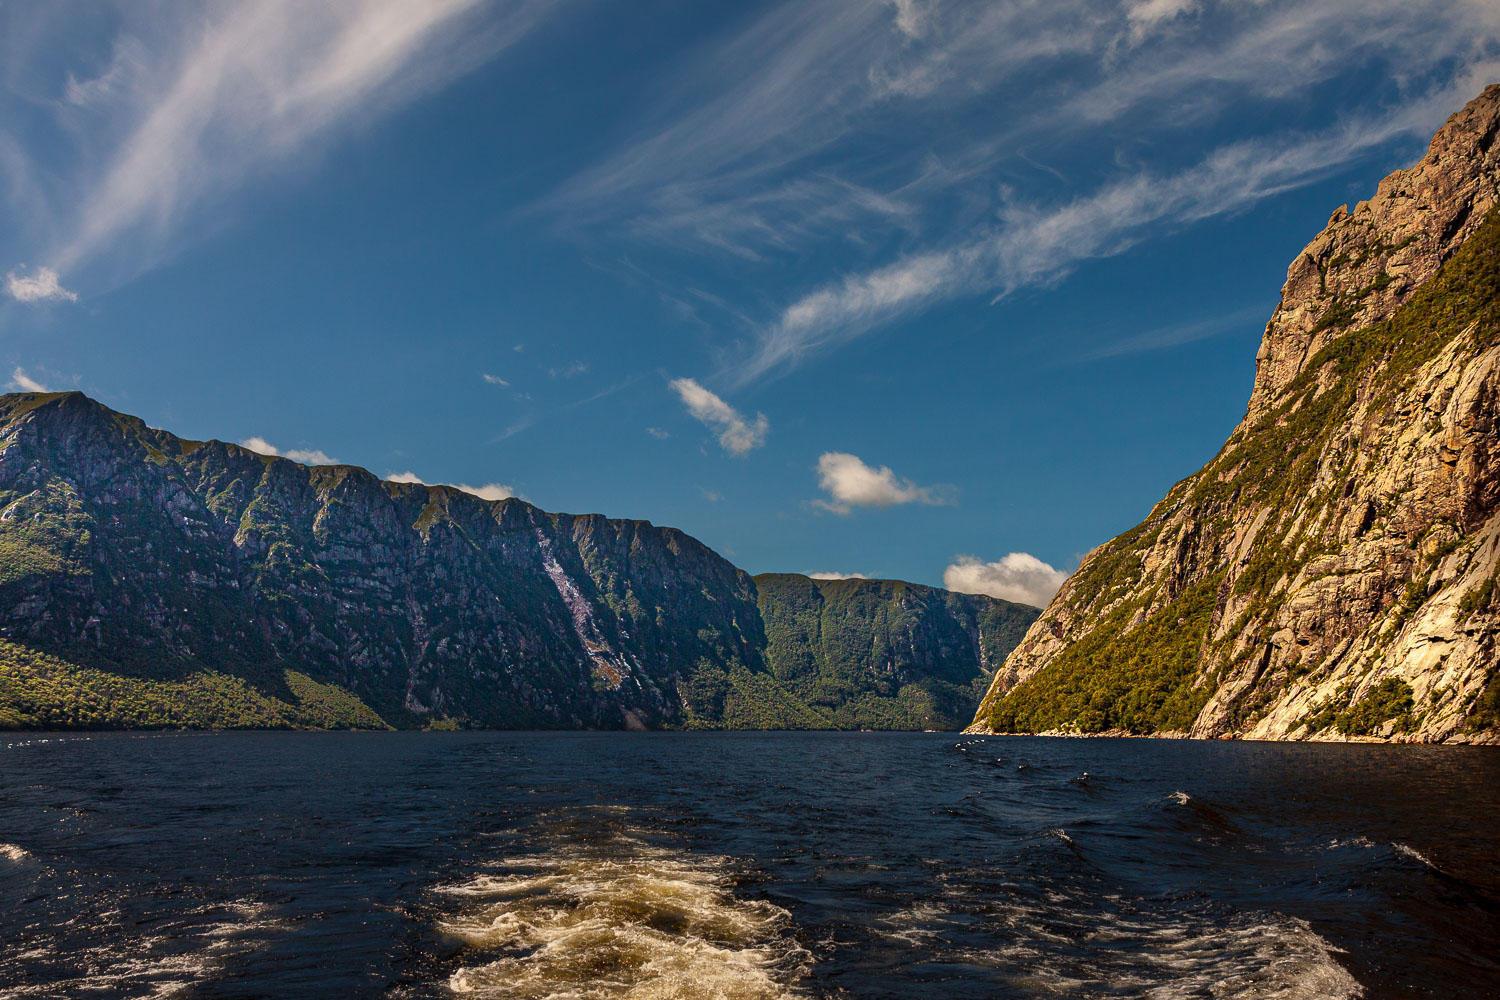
[1393,842,1437,870]
[0,899,286,1000]
[966,900,1362,999]
[436,818,807,999]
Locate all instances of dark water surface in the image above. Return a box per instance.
[1,732,1497,998]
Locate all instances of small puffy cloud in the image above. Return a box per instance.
[5,267,77,303]
[240,437,336,465]
[548,361,587,379]
[646,426,670,440]
[7,367,47,392]
[808,571,868,580]
[481,373,510,386]
[698,487,724,502]
[943,553,1069,609]
[812,451,947,514]
[285,448,336,465]
[385,471,515,502]
[240,437,279,456]
[457,482,516,501]
[670,377,768,455]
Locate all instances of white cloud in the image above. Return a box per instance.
[698,487,725,502]
[6,1,563,285]
[240,437,336,465]
[5,266,77,303]
[743,91,1479,380]
[531,0,1499,380]
[646,426,670,439]
[812,451,948,514]
[384,471,515,501]
[7,367,47,392]
[944,553,1069,608]
[457,482,516,501]
[548,362,587,379]
[808,571,868,580]
[669,377,768,455]
[481,373,510,386]
[1125,0,1201,44]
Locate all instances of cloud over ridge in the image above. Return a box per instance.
[944,552,1069,609]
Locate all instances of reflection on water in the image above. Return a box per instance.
[1,732,1497,999]
[435,809,806,999]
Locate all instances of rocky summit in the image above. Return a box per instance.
[0,391,1035,730]
[971,85,1500,744]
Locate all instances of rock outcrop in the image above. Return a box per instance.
[972,85,1500,743]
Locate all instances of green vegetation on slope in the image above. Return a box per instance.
[1301,677,1416,736]
[988,574,1223,734]
[0,640,389,730]
[757,573,1036,730]
[986,207,1500,736]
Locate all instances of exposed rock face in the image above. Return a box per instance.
[972,85,1500,743]
[0,392,1035,730]
[1250,84,1500,422]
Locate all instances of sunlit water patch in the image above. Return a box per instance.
[0,899,287,999]
[433,810,808,999]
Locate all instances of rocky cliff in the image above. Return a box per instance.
[755,573,1037,729]
[972,84,1500,743]
[0,392,1033,730]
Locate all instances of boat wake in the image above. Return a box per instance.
[433,811,808,999]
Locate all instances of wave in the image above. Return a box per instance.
[958,900,1363,999]
[0,900,285,1000]
[1392,842,1437,870]
[434,813,808,999]
[0,843,32,862]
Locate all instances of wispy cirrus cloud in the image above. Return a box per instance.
[0,0,566,294]
[538,0,1500,381]
[743,81,1495,380]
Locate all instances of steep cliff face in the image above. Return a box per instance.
[0,391,767,729]
[0,393,1034,730]
[755,573,1037,729]
[973,85,1500,743]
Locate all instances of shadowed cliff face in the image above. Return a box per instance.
[0,391,766,729]
[0,394,1036,730]
[972,85,1500,744]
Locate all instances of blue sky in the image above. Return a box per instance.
[2,1,1498,606]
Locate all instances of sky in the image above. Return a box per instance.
[1,1,1498,608]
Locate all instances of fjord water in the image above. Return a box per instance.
[1,733,1496,999]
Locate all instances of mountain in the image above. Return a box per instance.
[0,391,1034,730]
[971,85,1500,744]
[755,573,1037,729]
